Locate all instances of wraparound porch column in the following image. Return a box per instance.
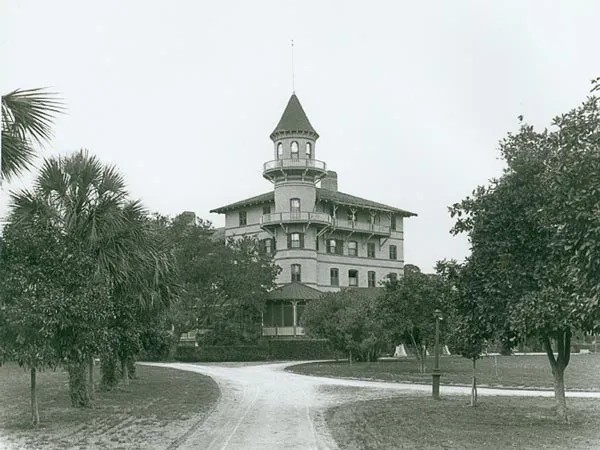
[292,300,298,337]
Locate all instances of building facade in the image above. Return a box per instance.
[211,93,416,337]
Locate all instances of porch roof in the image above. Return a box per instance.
[267,282,324,300]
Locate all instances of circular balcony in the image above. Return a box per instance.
[262,158,327,181]
[260,211,332,227]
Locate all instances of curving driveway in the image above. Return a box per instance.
[142,361,600,450]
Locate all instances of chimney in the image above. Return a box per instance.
[321,171,338,192]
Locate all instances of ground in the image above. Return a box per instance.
[326,395,600,449]
[0,363,219,449]
[2,358,600,449]
[143,360,600,449]
[286,353,600,390]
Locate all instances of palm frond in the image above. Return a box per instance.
[1,88,64,181]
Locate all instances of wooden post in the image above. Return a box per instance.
[292,301,298,337]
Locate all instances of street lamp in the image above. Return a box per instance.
[432,308,443,400]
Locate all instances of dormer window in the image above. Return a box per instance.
[277,143,283,159]
[306,142,312,159]
[291,141,299,159]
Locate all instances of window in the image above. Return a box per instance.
[327,239,337,254]
[262,238,275,255]
[291,264,302,282]
[348,241,358,256]
[291,141,299,159]
[327,239,343,255]
[348,270,358,287]
[388,272,398,282]
[239,211,247,226]
[277,143,283,159]
[347,210,354,222]
[306,142,312,158]
[389,245,397,260]
[367,242,375,258]
[263,205,271,215]
[330,268,339,286]
[368,271,376,287]
[288,232,304,249]
[290,198,301,213]
[391,215,397,231]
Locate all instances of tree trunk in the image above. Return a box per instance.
[121,358,129,386]
[553,365,567,422]
[471,358,478,407]
[31,367,40,426]
[543,331,571,423]
[67,362,90,407]
[100,353,119,390]
[88,357,95,400]
[127,358,137,379]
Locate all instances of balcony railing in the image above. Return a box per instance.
[261,211,332,226]
[263,158,327,173]
[333,218,391,235]
[262,326,306,337]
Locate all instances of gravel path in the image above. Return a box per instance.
[142,361,600,450]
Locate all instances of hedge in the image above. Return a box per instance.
[174,339,337,362]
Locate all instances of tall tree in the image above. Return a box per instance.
[449,80,600,422]
[1,88,63,182]
[0,218,111,421]
[10,150,151,406]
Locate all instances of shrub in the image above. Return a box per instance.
[174,339,338,362]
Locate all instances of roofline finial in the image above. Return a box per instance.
[291,39,295,94]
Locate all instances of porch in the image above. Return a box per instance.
[262,282,324,338]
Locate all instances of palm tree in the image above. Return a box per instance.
[1,88,63,182]
[10,150,176,406]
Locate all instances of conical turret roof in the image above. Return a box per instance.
[270,93,319,139]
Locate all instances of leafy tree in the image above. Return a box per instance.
[10,150,153,406]
[0,219,111,421]
[163,213,280,350]
[438,260,488,407]
[302,289,385,362]
[449,80,600,421]
[378,265,448,372]
[1,88,63,181]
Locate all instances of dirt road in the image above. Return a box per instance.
[143,361,600,450]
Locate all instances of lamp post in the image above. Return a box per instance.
[432,308,442,400]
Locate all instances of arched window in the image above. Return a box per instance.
[290,198,300,214]
[306,142,312,159]
[277,143,283,159]
[291,141,299,159]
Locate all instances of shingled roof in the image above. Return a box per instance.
[270,94,319,139]
[267,282,324,300]
[210,188,416,216]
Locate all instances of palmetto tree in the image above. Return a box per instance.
[1,88,63,182]
[11,150,176,405]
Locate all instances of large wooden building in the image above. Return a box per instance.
[211,93,416,337]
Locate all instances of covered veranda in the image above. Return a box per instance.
[262,282,323,338]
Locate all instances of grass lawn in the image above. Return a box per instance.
[325,393,600,449]
[288,353,600,390]
[0,363,219,449]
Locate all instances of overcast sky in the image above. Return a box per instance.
[2,1,600,271]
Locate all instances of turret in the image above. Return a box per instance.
[262,94,327,184]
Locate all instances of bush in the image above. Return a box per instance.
[175,344,270,362]
[268,339,336,360]
[174,339,338,362]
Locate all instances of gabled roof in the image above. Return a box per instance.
[270,94,319,139]
[268,282,324,300]
[210,188,416,216]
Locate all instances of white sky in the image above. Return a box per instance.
[2,1,600,271]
